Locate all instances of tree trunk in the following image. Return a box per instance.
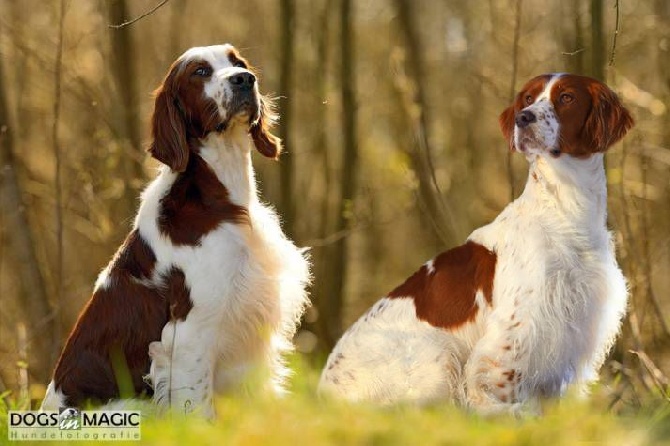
[107,0,143,221]
[310,0,335,351]
[319,0,358,349]
[278,0,296,238]
[590,0,605,81]
[9,1,31,140]
[0,55,54,384]
[572,0,585,74]
[560,0,585,75]
[169,0,187,58]
[393,0,460,247]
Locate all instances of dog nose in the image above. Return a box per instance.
[229,72,256,88]
[515,110,537,128]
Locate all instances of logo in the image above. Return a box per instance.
[58,408,81,430]
[8,409,141,442]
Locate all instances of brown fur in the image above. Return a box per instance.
[157,155,248,246]
[388,241,497,330]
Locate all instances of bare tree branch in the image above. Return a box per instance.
[108,0,169,29]
[562,48,585,56]
[608,0,620,66]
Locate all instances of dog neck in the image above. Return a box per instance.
[520,153,608,231]
[198,126,257,209]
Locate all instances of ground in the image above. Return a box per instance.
[1,357,668,446]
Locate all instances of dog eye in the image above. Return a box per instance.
[233,61,247,68]
[559,93,574,104]
[193,66,212,77]
[524,94,533,105]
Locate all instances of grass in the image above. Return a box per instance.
[1,358,669,446]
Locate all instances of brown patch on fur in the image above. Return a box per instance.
[52,231,167,407]
[502,370,517,382]
[388,241,497,330]
[226,47,250,69]
[158,155,249,246]
[163,267,193,320]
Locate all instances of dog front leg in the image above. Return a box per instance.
[148,318,216,418]
[464,308,534,416]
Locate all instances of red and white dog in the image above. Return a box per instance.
[319,74,633,414]
[41,45,310,417]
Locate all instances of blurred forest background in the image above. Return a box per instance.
[0,0,668,411]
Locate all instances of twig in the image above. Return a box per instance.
[306,200,416,248]
[51,0,66,361]
[608,0,620,66]
[108,0,170,29]
[629,350,670,400]
[561,48,585,56]
[507,0,523,201]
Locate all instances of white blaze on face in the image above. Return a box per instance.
[514,74,562,155]
[179,44,259,124]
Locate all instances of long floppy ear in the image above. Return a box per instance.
[498,105,516,152]
[148,85,189,172]
[584,83,634,152]
[250,96,282,159]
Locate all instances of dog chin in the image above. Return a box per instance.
[516,136,547,155]
[218,109,257,131]
[231,111,252,124]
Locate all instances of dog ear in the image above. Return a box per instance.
[250,96,282,159]
[498,105,516,152]
[148,83,189,172]
[584,82,634,152]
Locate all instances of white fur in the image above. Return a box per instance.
[320,75,627,414]
[41,381,66,411]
